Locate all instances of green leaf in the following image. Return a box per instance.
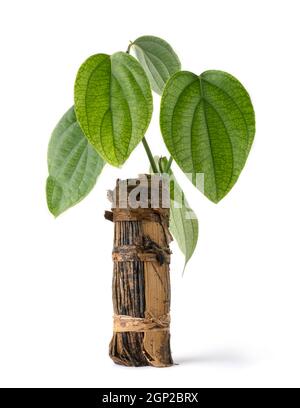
[151,157,199,271]
[74,52,153,167]
[46,107,105,217]
[160,70,255,203]
[131,35,181,95]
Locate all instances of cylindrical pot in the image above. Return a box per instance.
[105,175,173,367]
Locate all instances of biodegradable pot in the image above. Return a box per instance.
[105,175,173,367]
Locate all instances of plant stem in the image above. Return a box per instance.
[164,157,173,174]
[142,138,159,173]
[158,158,164,174]
[126,41,133,54]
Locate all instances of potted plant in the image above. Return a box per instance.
[46,35,255,367]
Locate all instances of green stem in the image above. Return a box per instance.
[142,138,159,173]
[164,157,173,174]
[158,158,164,174]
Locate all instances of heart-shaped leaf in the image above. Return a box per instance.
[131,35,181,95]
[46,107,105,217]
[151,157,199,272]
[74,52,153,167]
[160,70,255,203]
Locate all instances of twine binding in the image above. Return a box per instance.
[113,313,170,333]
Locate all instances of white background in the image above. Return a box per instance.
[0,0,299,388]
